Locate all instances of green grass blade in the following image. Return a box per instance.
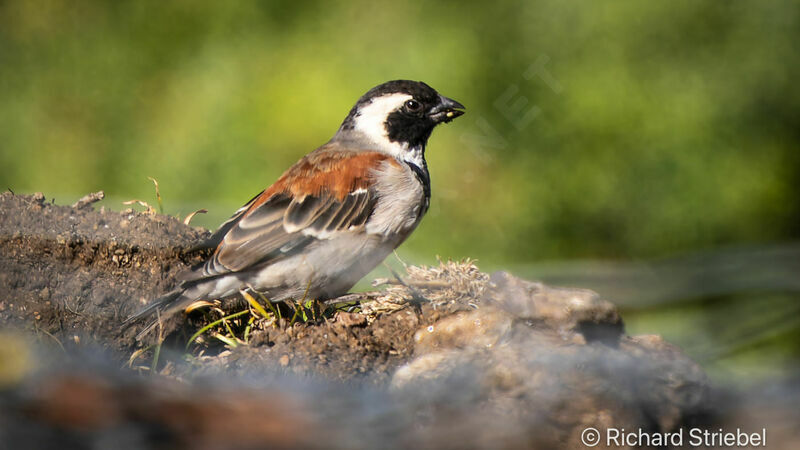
[185,309,250,351]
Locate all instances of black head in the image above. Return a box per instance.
[337,80,465,151]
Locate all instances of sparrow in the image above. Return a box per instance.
[127,80,464,337]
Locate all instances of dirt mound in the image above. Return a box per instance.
[0,192,208,354]
[0,192,725,449]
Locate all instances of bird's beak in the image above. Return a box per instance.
[429,95,465,123]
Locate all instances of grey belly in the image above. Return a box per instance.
[205,233,398,302]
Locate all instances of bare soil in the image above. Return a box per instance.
[0,192,436,382]
[5,192,795,449]
[0,192,207,354]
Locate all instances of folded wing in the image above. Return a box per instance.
[193,147,395,279]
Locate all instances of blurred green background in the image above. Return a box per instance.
[1,0,798,383]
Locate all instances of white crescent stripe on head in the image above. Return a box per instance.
[352,93,413,153]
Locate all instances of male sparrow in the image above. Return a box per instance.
[127,80,464,336]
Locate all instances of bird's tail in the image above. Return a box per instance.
[123,288,189,341]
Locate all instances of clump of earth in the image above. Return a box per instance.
[3,192,794,449]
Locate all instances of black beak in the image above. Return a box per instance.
[429,95,465,123]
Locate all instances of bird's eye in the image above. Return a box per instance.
[405,99,422,112]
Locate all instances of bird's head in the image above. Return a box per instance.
[334,80,465,165]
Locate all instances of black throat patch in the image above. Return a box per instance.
[385,110,436,149]
[404,159,431,214]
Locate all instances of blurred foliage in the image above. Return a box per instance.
[2,0,798,263]
[1,1,798,380]
[0,331,35,388]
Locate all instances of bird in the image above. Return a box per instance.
[127,80,465,337]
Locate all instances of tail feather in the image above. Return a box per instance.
[126,274,229,340]
[123,289,186,340]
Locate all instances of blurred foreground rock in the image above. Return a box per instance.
[4,192,782,449]
[388,271,709,448]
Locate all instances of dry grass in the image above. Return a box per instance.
[129,258,492,372]
[362,258,489,316]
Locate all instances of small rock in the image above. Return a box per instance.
[336,311,367,327]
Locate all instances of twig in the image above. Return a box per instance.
[321,293,376,305]
[35,326,66,353]
[184,209,208,225]
[150,310,163,374]
[382,262,428,304]
[71,191,105,209]
[148,177,163,214]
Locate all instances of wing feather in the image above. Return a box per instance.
[284,195,337,232]
[194,148,395,279]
